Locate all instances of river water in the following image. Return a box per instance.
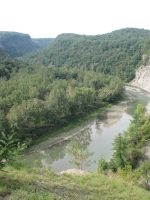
[22,88,150,172]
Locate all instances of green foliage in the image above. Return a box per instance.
[97,155,108,173]
[109,104,150,171]
[22,28,150,82]
[111,133,129,168]
[0,31,39,57]
[117,165,135,184]
[0,61,124,140]
[2,28,150,144]
[0,50,26,79]
[1,166,150,199]
[34,160,44,168]
[135,161,150,189]
[65,139,93,170]
[0,132,26,170]
[32,38,54,47]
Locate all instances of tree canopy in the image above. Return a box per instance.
[21,28,150,82]
[0,31,40,57]
[1,28,150,143]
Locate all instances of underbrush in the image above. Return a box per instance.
[0,165,150,200]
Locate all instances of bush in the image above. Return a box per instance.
[97,155,108,173]
[0,132,26,170]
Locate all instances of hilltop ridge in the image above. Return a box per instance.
[21,28,150,82]
[0,31,39,57]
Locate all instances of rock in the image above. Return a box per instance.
[131,63,150,93]
[58,169,88,175]
[143,139,150,161]
[146,101,150,116]
[142,54,148,60]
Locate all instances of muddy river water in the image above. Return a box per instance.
[22,87,150,172]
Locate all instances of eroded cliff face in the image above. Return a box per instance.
[131,60,150,115]
[146,101,150,116]
[131,63,150,92]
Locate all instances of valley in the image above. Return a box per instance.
[22,86,150,172]
[1,27,150,199]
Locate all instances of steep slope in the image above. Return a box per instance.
[21,28,150,82]
[131,61,150,92]
[32,38,54,47]
[130,57,150,116]
[0,31,40,57]
[1,166,150,200]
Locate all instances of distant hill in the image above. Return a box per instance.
[32,38,54,48]
[0,31,40,57]
[22,28,150,82]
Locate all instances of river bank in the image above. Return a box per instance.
[21,87,150,172]
[25,104,112,153]
[126,84,150,115]
[23,87,135,154]
[25,90,134,154]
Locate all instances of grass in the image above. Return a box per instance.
[0,166,150,200]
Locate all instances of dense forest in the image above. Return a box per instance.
[0,31,40,57]
[0,28,150,143]
[0,50,27,78]
[21,28,150,82]
[1,28,150,199]
[0,63,123,141]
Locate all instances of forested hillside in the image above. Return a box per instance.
[0,50,26,78]
[1,28,150,199]
[1,28,150,142]
[32,38,54,47]
[22,28,150,82]
[0,63,123,141]
[0,31,39,57]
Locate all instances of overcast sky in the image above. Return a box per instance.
[1,0,150,38]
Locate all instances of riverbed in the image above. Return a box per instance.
[21,88,150,172]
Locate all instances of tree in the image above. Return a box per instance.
[111,133,129,168]
[135,161,150,190]
[65,139,93,170]
[97,155,108,173]
[0,132,26,170]
[109,104,149,171]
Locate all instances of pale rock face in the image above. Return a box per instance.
[59,169,88,175]
[146,101,150,116]
[131,64,150,93]
[131,61,150,116]
[142,54,148,61]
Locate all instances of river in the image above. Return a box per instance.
[21,88,150,172]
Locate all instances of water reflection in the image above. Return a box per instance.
[103,102,127,127]
[40,142,68,165]
[74,127,92,148]
[22,90,150,172]
[25,126,93,168]
[95,119,103,135]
